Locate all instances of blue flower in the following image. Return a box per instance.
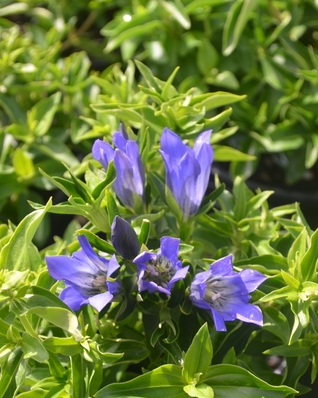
[160,128,213,220]
[111,216,140,260]
[133,236,189,295]
[190,255,266,332]
[92,124,145,208]
[46,236,121,312]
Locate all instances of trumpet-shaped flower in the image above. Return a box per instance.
[190,255,266,332]
[46,236,121,312]
[133,236,189,295]
[92,125,145,208]
[111,216,140,260]
[160,128,213,220]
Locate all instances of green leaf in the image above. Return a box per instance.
[222,0,258,56]
[28,92,61,136]
[197,39,218,76]
[135,60,162,93]
[12,148,35,179]
[184,384,214,398]
[246,191,274,213]
[300,228,318,282]
[190,92,246,111]
[76,230,116,254]
[162,66,180,100]
[281,270,300,290]
[202,364,296,397]
[106,189,120,226]
[259,286,298,302]
[21,333,49,363]
[263,340,311,357]
[0,347,23,398]
[233,176,248,221]
[92,160,117,200]
[138,219,150,246]
[213,146,256,161]
[183,323,212,385]
[161,0,191,29]
[165,185,183,222]
[0,198,52,271]
[209,126,238,145]
[288,228,307,276]
[27,307,82,339]
[263,307,290,344]
[43,336,82,356]
[0,94,26,124]
[105,21,163,52]
[95,364,187,398]
[32,137,79,167]
[71,354,86,398]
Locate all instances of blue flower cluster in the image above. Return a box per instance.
[46,126,266,332]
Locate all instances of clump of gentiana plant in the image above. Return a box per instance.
[1,116,318,397]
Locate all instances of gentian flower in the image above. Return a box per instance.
[160,128,213,220]
[46,236,121,312]
[133,236,189,295]
[111,216,140,260]
[92,124,145,208]
[190,255,266,332]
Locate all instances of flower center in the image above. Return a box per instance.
[81,273,108,297]
[204,277,234,311]
[144,255,175,288]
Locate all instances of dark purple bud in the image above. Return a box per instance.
[111,216,140,260]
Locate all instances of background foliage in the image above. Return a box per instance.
[0,0,318,397]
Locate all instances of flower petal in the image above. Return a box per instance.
[235,304,263,327]
[46,255,91,283]
[113,149,135,207]
[139,280,171,296]
[160,128,189,167]
[168,266,189,288]
[119,123,128,139]
[133,252,156,267]
[125,141,145,197]
[77,236,108,272]
[158,236,180,265]
[209,255,234,277]
[240,270,267,293]
[212,309,227,332]
[194,143,213,208]
[88,291,114,312]
[113,131,128,152]
[194,130,212,156]
[92,140,114,170]
[59,286,88,312]
[107,254,120,278]
[178,151,201,218]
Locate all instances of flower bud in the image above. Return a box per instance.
[111,216,139,260]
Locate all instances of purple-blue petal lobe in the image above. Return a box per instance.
[158,236,180,265]
[59,286,88,312]
[209,255,234,277]
[46,237,120,313]
[92,127,145,209]
[168,266,189,288]
[92,140,114,170]
[133,236,187,296]
[240,269,267,293]
[88,291,114,312]
[212,309,227,332]
[160,128,213,220]
[235,304,263,326]
[190,255,265,332]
